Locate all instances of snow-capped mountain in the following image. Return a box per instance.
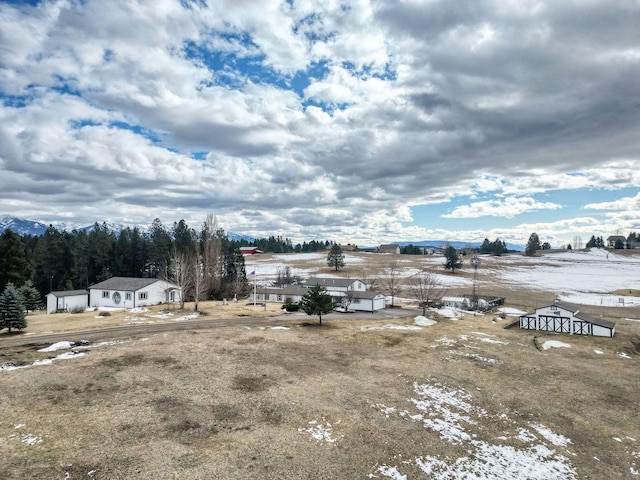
[0,215,256,242]
[0,216,50,236]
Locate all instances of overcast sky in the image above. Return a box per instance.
[1,0,639,246]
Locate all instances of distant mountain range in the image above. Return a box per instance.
[0,215,255,242]
[1,215,523,250]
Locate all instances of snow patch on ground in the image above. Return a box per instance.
[414,316,437,326]
[542,341,571,350]
[498,307,528,316]
[361,324,422,332]
[298,418,342,444]
[372,382,577,479]
[594,349,604,355]
[433,307,463,319]
[38,341,73,352]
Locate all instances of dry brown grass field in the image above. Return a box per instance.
[1,251,639,479]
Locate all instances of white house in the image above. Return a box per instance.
[46,289,89,314]
[304,277,385,312]
[303,277,366,293]
[89,277,181,309]
[255,277,385,313]
[254,285,308,304]
[519,300,615,337]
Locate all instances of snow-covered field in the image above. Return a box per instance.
[246,248,640,308]
[484,248,640,307]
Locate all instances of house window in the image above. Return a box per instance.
[125,292,132,301]
[353,298,360,303]
[277,295,282,302]
[102,291,110,298]
[139,292,148,300]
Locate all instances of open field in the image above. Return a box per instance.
[1,249,640,478]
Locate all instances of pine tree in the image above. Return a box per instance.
[19,280,42,314]
[326,244,345,271]
[300,284,335,326]
[443,246,462,273]
[525,233,541,256]
[0,285,27,333]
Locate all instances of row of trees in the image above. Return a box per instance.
[0,213,347,304]
[0,216,251,304]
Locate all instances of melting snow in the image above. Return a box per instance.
[298,418,342,444]
[372,382,577,479]
[414,316,437,326]
[541,341,571,350]
[361,324,422,332]
[38,341,73,352]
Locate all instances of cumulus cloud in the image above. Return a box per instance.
[442,196,562,219]
[0,0,639,245]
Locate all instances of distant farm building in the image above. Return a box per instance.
[240,246,263,255]
[519,300,615,337]
[46,289,89,314]
[379,244,401,254]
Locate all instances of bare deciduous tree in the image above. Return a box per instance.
[410,270,447,316]
[191,239,207,312]
[168,248,190,309]
[380,261,403,307]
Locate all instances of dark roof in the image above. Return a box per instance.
[49,289,88,297]
[304,277,361,288]
[350,291,385,299]
[575,312,616,329]
[263,286,308,296]
[89,277,163,291]
[607,235,626,241]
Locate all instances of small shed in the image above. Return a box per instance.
[46,289,89,314]
[519,300,615,337]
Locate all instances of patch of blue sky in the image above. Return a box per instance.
[292,12,335,43]
[51,75,82,97]
[191,152,208,160]
[184,36,329,96]
[108,121,164,144]
[341,61,397,81]
[1,94,30,108]
[2,0,41,5]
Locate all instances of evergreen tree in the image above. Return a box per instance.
[525,233,541,256]
[586,235,598,248]
[443,246,462,273]
[19,280,42,314]
[300,284,335,326]
[0,285,27,333]
[0,229,29,291]
[326,244,345,271]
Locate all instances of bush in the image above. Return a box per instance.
[281,303,300,312]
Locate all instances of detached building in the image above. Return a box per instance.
[519,300,615,337]
[46,289,89,314]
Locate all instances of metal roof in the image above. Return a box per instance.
[49,289,88,297]
[89,277,167,291]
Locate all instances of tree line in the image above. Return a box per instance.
[0,215,336,303]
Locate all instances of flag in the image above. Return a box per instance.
[247,270,256,280]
